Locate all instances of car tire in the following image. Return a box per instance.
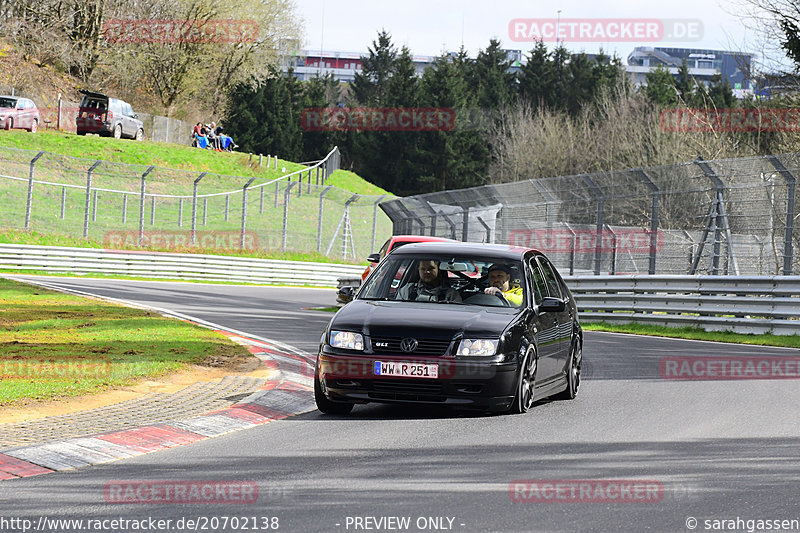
[555,337,582,400]
[5,118,12,130]
[510,347,536,414]
[29,119,38,133]
[135,128,144,141]
[314,372,354,415]
[113,123,122,139]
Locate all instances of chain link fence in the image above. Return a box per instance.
[381,154,800,276]
[0,145,394,261]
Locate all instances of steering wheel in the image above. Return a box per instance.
[493,291,510,307]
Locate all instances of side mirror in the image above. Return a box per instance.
[538,297,566,313]
[366,253,381,263]
[337,286,356,304]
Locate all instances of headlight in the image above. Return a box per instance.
[456,339,499,356]
[329,330,364,351]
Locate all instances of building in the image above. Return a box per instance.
[626,47,754,97]
[281,49,524,82]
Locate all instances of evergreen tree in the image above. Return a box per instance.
[644,66,679,107]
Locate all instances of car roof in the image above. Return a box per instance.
[392,241,539,259]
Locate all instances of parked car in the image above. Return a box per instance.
[316,241,583,415]
[0,96,40,132]
[336,235,455,304]
[76,90,144,140]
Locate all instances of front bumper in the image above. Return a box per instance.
[317,352,517,411]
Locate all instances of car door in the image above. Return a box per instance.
[537,256,573,378]
[16,100,29,129]
[527,256,561,384]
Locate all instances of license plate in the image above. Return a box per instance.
[374,361,438,379]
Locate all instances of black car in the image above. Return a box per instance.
[315,242,583,415]
[76,90,144,140]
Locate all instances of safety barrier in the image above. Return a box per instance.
[564,275,800,335]
[0,244,364,287]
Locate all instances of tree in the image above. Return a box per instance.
[644,66,679,107]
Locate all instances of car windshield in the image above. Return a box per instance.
[0,97,17,108]
[359,253,525,308]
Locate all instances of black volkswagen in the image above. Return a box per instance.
[315,242,582,415]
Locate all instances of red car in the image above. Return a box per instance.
[0,96,40,132]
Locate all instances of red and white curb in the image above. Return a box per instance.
[0,330,317,481]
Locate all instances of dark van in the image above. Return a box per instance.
[76,90,144,140]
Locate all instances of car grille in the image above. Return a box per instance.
[371,379,443,395]
[370,336,452,356]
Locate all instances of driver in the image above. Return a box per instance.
[396,259,462,302]
[484,263,523,306]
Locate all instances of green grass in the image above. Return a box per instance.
[0,129,394,262]
[0,277,251,404]
[583,321,800,348]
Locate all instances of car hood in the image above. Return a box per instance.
[330,300,517,340]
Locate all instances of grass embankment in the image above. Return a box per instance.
[0,130,393,265]
[583,321,800,348]
[0,277,251,404]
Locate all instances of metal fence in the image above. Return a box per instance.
[0,86,193,144]
[565,275,800,335]
[0,244,364,286]
[0,145,394,261]
[380,154,800,276]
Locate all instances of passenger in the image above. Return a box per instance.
[396,259,462,302]
[484,263,523,306]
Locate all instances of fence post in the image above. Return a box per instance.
[178,198,184,227]
[92,190,98,222]
[635,170,661,275]
[24,151,45,229]
[316,166,320,185]
[371,195,388,252]
[122,194,127,224]
[580,175,604,275]
[259,184,264,213]
[61,186,67,220]
[138,166,154,245]
[317,185,333,253]
[241,177,256,249]
[693,157,739,275]
[274,181,280,208]
[461,206,470,241]
[224,194,230,221]
[83,161,101,238]
[282,181,298,251]
[307,169,312,194]
[203,198,208,226]
[476,216,491,243]
[150,196,156,225]
[191,172,206,244]
[565,223,576,275]
[604,223,618,275]
[766,155,796,275]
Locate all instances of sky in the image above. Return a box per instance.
[294,0,781,66]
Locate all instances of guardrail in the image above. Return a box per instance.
[564,275,800,335]
[0,244,364,287]
[2,245,797,334]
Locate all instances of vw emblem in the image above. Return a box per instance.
[400,338,418,353]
